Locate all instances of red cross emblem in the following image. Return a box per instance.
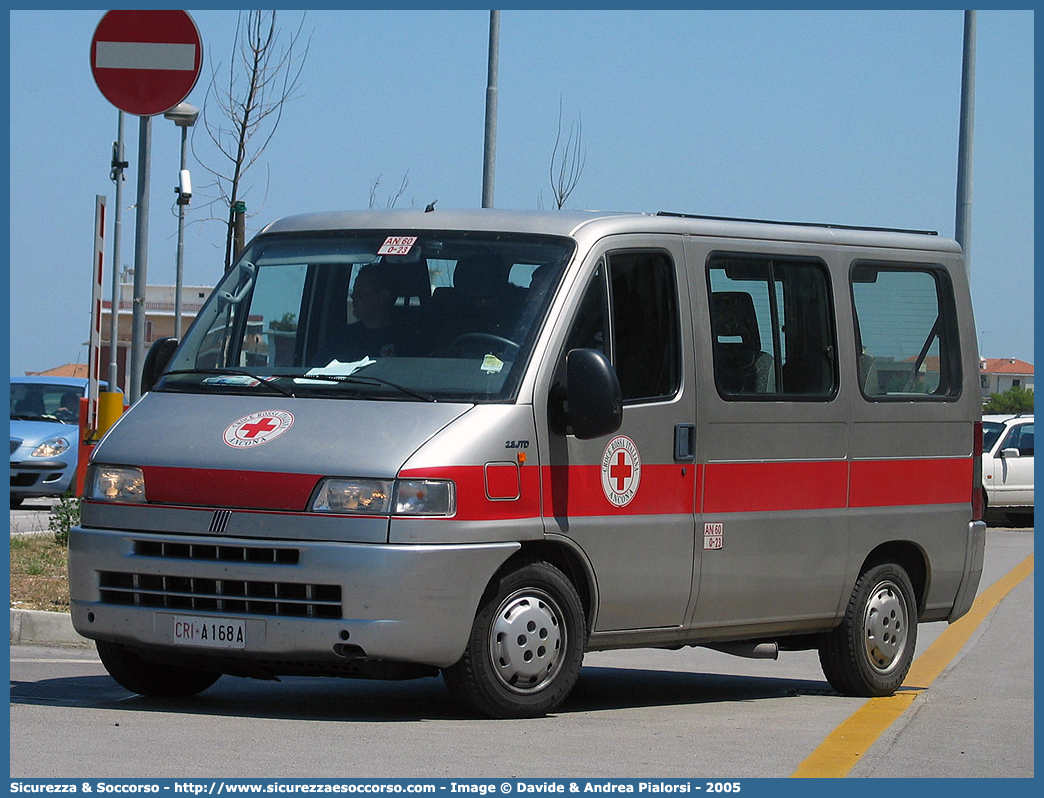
[240,417,280,438]
[601,435,641,507]
[610,451,632,491]
[223,410,294,448]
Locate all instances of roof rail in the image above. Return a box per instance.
[655,211,938,237]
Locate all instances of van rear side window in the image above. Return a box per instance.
[707,255,837,400]
[850,263,962,399]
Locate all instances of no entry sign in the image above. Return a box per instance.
[90,10,203,117]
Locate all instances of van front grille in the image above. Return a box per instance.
[133,539,300,565]
[98,571,342,618]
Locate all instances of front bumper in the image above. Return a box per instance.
[69,525,519,670]
[10,458,74,498]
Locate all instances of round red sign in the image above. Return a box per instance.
[90,10,203,117]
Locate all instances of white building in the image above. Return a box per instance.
[101,271,213,393]
[980,358,1034,401]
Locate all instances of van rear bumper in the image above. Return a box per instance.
[948,520,986,622]
[69,526,519,669]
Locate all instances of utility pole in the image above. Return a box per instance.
[108,111,127,392]
[482,10,500,208]
[955,10,976,267]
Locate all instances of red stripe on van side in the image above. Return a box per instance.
[404,464,697,520]
[138,457,972,518]
[141,466,322,511]
[849,458,972,507]
[702,460,849,514]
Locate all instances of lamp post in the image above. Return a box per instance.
[163,101,199,339]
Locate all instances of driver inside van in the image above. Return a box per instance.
[312,263,417,364]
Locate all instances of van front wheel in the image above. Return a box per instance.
[443,560,585,718]
[97,640,221,698]
[818,562,917,697]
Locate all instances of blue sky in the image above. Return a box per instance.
[7,9,1034,377]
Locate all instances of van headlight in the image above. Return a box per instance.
[311,478,394,514]
[85,465,146,503]
[394,479,455,516]
[31,437,71,458]
[311,477,455,517]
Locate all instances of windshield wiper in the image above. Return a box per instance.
[290,372,437,402]
[160,369,297,397]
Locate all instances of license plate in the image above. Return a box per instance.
[171,614,246,649]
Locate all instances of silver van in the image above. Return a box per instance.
[69,209,986,717]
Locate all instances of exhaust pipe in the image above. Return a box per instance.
[704,641,779,660]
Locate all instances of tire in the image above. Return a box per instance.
[443,559,586,718]
[96,640,221,698]
[818,562,918,697]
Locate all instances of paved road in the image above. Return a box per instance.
[9,496,58,535]
[8,520,1033,779]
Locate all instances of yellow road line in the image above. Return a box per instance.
[792,554,1034,778]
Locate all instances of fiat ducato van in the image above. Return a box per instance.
[69,209,986,717]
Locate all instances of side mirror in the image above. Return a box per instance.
[564,348,623,440]
[999,447,1021,459]
[141,337,179,394]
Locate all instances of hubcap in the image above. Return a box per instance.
[489,589,564,694]
[862,580,909,674]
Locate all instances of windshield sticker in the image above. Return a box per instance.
[223,410,294,448]
[601,435,641,507]
[202,375,261,387]
[377,236,418,256]
[480,354,505,374]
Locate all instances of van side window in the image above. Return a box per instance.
[565,251,681,403]
[850,263,962,399]
[707,255,837,399]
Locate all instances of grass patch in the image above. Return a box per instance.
[10,533,70,612]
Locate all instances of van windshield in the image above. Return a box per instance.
[159,231,573,402]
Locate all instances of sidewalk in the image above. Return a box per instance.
[9,608,93,648]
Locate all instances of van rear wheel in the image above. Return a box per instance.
[97,640,221,698]
[443,559,585,718]
[818,562,917,697]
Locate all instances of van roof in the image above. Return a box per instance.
[260,208,962,254]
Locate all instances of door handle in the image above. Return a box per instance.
[674,423,695,461]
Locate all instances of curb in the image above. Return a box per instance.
[9,608,94,648]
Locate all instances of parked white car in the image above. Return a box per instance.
[981,413,1033,525]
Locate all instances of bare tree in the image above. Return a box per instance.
[196,11,310,271]
[549,98,587,210]
[368,171,411,209]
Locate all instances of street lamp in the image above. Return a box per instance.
[163,101,199,340]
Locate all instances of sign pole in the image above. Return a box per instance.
[90,10,203,402]
[128,115,152,404]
